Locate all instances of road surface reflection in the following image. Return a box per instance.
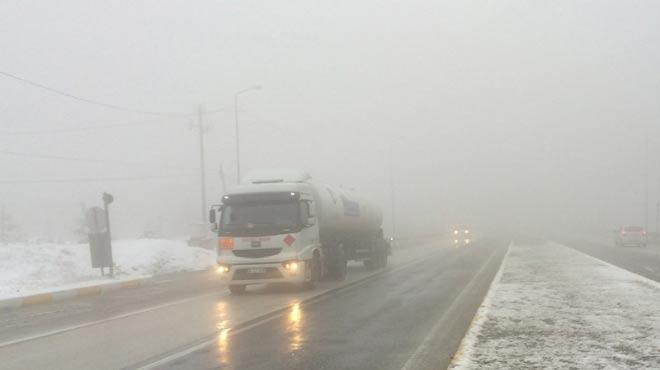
[215,301,231,366]
[288,301,304,352]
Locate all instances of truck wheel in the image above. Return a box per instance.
[329,245,347,281]
[303,254,321,289]
[229,284,246,294]
[379,240,390,268]
[379,248,389,268]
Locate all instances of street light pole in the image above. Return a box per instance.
[198,105,207,235]
[645,128,649,232]
[234,85,262,184]
[234,94,241,185]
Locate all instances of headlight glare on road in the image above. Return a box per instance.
[217,264,230,274]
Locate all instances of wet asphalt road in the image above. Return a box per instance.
[0,237,508,370]
[553,235,660,283]
[152,237,509,370]
[0,269,223,344]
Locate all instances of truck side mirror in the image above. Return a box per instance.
[209,209,216,224]
[302,201,316,227]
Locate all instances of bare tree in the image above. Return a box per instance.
[73,203,89,243]
[0,207,17,244]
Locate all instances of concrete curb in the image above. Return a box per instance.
[0,278,146,310]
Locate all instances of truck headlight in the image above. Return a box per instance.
[217,264,230,274]
[283,261,299,273]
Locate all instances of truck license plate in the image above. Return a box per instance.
[247,268,266,274]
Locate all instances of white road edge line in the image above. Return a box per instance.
[559,242,660,290]
[0,291,226,348]
[399,241,510,370]
[135,249,443,370]
[445,242,511,370]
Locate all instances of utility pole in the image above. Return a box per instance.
[388,144,397,239]
[219,163,227,196]
[196,105,208,238]
[234,85,262,184]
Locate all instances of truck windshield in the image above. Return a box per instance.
[220,201,301,236]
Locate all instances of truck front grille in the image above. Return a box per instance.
[232,248,282,258]
[233,268,283,280]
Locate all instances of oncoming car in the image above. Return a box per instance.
[452,225,471,245]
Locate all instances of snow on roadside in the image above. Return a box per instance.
[0,239,216,299]
[450,241,660,370]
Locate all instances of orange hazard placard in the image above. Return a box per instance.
[219,237,235,250]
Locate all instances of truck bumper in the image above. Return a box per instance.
[217,260,310,286]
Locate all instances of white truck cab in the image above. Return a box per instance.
[213,182,321,293]
[209,169,388,294]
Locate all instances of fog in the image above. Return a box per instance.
[1,0,659,241]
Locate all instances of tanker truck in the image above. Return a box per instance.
[209,169,390,294]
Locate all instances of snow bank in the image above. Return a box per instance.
[0,239,215,299]
[451,242,660,370]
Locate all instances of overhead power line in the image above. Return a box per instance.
[0,117,184,136]
[0,108,233,137]
[0,174,196,184]
[0,70,187,117]
[0,149,198,171]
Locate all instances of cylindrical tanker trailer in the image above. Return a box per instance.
[209,169,390,294]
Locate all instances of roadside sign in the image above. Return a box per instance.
[85,193,115,276]
[89,231,113,268]
[86,207,107,233]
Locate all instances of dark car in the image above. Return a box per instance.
[615,226,647,247]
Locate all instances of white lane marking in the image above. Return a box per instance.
[0,291,225,348]
[136,249,444,370]
[400,242,509,370]
[151,278,179,285]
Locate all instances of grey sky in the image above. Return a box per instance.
[1,0,659,239]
